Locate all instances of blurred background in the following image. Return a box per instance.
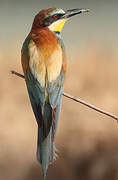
[0,0,118,179]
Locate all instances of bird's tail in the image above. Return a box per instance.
[37,126,58,180]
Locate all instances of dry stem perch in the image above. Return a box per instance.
[11,70,118,122]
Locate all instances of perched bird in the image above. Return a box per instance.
[21,8,88,180]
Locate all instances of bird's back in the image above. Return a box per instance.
[21,28,66,179]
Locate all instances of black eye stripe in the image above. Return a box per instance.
[43,17,53,26]
[43,14,62,27]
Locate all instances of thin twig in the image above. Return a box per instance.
[63,92,118,121]
[11,70,24,79]
[11,70,118,122]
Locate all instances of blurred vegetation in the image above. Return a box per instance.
[0,45,118,180]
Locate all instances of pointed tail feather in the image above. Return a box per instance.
[37,127,58,179]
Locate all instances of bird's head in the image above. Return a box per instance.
[32,8,89,33]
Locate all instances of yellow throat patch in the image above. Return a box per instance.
[49,19,67,32]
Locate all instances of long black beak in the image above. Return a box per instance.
[62,8,89,19]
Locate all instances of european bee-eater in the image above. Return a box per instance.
[21,8,88,179]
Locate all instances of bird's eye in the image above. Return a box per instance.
[53,14,58,20]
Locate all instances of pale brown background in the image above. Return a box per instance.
[0,0,118,179]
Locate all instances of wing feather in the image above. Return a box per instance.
[21,35,66,177]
